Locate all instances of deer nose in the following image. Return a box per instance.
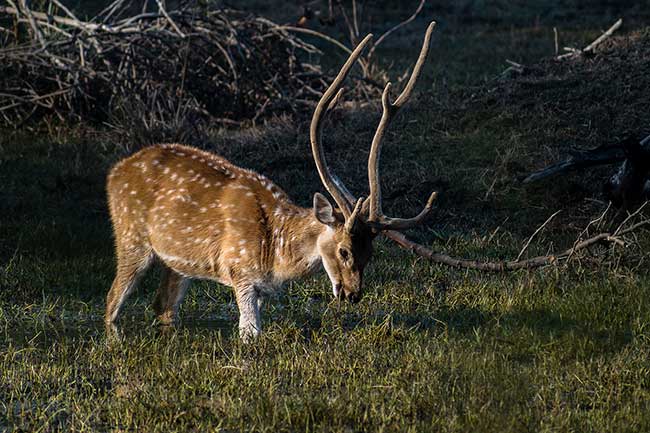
[347,292,361,304]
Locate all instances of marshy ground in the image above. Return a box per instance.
[1,1,650,431]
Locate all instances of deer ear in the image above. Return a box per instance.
[313,193,337,225]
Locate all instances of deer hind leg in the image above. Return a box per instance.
[105,241,154,325]
[153,265,190,325]
[235,284,261,342]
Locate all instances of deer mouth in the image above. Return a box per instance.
[334,284,361,303]
[346,291,361,303]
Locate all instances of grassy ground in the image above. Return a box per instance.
[2,2,650,432]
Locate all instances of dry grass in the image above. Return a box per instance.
[1,1,650,431]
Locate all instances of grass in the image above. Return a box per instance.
[2,1,650,431]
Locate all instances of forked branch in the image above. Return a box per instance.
[383,203,649,272]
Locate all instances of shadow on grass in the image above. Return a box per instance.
[297,303,634,359]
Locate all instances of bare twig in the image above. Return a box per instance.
[337,0,358,46]
[614,201,648,236]
[566,203,611,262]
[584,18,623,52]
[154,0,185,38]
[556,18,623,60]
[277,25,369,76]
[50,0,81,23]
[366,0,426,60]
[0,5,121,32]
[516,209,561,261]
[17,0,45,47]
[351,0,360,40]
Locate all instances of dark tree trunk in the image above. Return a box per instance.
[524,134,650,210]
[605,135,650,209]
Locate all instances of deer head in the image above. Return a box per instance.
[308,21,438,302]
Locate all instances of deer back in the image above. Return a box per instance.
[106,144,316,286]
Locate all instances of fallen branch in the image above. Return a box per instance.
[557,18,623,60]
[524,135,650,210]
[523,140,627,184]
[584,18,624,52]
[382,202,649,272]
[333,141,648,272]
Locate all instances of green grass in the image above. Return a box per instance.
[2,2,650,431]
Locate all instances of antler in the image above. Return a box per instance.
[311,22,437,229]
[365,21,438,230]
[310,34,374,219]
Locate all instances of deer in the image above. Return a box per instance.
[105,22,438,341]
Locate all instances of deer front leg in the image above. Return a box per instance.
[235,284,261,342]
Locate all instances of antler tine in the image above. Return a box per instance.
[367,192,438,231]
[344,197,365,233]
[365,21,437,230]
[366,82,393,222]
[310,33,374,219]
[393,21,436,108]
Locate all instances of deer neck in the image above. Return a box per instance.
[269,205,329,283]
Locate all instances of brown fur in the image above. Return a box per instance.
[105,144,373,339]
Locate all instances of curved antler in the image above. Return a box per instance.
[310,34,374,219]
[365,21,437,230]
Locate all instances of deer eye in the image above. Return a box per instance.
[339,248,350,261]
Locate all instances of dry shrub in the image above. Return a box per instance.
[0,2,372,132]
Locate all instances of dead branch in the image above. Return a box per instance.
[584,18,624,52]
[557,18,623,60]
[366,0,426,61]
[516,209,561,261]
[524,135,650,210]
[314,0,427,84]
[0,3,379,127]
[277,25,369,76]
[154,0,185,38]
[382,202,649,272]
[523,140,627,183]
[17,0,45,47]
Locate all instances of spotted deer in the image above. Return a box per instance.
[105,22,437,340]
